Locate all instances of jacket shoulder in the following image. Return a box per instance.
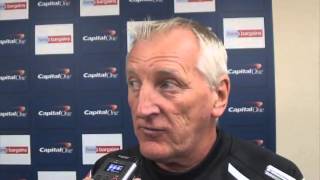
[229,136,303,179]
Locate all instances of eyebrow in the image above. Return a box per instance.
[126,69,138,79]
[153,69,182,78]
[126,68,181,78]
[154,69,190,89]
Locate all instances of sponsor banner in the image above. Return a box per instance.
[31,60,74,91]
[79,22,120,53]
[222,90,270,126]
[77,55,121,90]
[31,95,74,129]
[38,171,76,180]
[80,0,119,17]
[0,32,26,46]
[220,0,265,12]
[228,53,267,87]
[228,50,272,88]
[0,0,29,20]
[0,25,29,55]
[34,131,76,165]
[123,0,169,16]
[223,17,265,49]
[0,65,28,92]
[82,134,122,164]
[0,95,29,129]
[227,100,265,114]
[35,24,73,55]
[128,0,164,3]
[31,0,74,19]
[0,105,27,119]
[228,63,265,86]
[174,0,215,13]
[78,93,122,129]
[0,135,31,165]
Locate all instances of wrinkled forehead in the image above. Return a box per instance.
[126,31,203,82]
[127,54,188,75]
[127,29,200,69]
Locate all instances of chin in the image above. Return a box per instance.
[139,141,171,161]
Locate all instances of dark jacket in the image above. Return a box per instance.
[92,130,303,180]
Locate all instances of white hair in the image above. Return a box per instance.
[128,17,228,88]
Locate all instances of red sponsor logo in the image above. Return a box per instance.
[96,146,120,153]
[239,29,263,38]
[6,146,28,154]
[95,0,117,5]
[5,2,27,10]
[107,104,118,111]
[251,63,263,70]
[106,67,117,74]
[249,101,264,108]
[253,139,264,146]
[48,35,72,43]
[105,29,117,37]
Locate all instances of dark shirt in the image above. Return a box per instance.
[92,130,303,180]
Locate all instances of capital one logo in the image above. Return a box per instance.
[37,68,72,80]
[228,63,263,75]
[84,104,119,116]
[38,105,72,117]
[0,69,27,82]
[0,33,26,46]
[39,142,73,154]
[0,106,27,118]
[37,0,71,7]
[228,101,264,114]
[83,67,118,79]
[82,29,118,42]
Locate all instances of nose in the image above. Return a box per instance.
[135,84,160,118]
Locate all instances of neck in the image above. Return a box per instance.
[155,128,217,173]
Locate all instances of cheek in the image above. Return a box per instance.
[128,91,134,104]
[128,93,137,111]
[174,92,213,126]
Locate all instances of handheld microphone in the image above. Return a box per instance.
[93,154,139,180]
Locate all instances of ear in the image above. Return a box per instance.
[211,74,230,118]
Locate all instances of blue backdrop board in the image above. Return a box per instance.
[0,0,276,179]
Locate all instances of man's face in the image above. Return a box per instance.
[126,28,226,164]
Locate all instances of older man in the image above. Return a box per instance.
[88,17,303,180]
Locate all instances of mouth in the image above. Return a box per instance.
[139,126,166,137]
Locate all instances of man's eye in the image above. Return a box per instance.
[160,80,179,90]
[128,79,140,91]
